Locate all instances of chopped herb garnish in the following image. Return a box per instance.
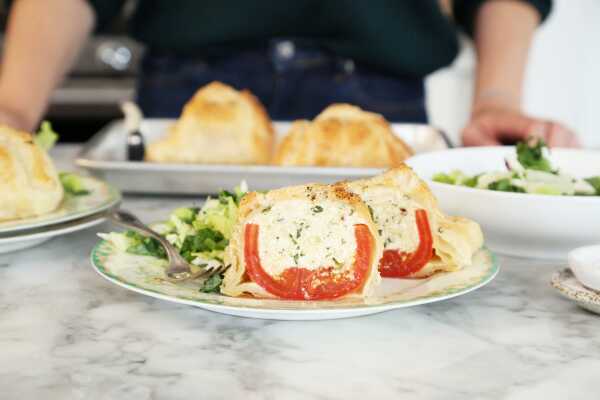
[367,205,375,220]
[288,233,298,245]
[311,205,323,213]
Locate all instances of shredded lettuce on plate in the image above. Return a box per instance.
[433,138,600,196]
[99,182,248,293]
[33,121,59,151]
[59,172,91,196]
[31,121,91,197]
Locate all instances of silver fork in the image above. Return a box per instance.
[108,209,227,282]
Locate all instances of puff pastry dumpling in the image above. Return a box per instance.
[272,104,413,167]
[146,81,274,164]
[222,183,382,300]
[344,165,483,278]
[0,125,63,221]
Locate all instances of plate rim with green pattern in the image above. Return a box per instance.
[0,174,121,234]
[90,239,499,320]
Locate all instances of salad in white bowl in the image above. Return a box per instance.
[432,138,600,196]
[406,139,600,259]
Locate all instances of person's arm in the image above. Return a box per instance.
[0,0,94,131]
[461,0,578,147]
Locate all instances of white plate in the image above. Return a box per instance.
[90,240,498,320]
[0,175,121,234]
[76,119,451,195]
[406,147,600,259]
[0,210,112,254]
[551,268,600,315]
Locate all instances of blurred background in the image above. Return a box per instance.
[0,0,597,146]
[428,0,600,147]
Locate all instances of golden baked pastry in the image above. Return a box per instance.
[272,104,413,167]
[222,183,382,300]
[0,125,63,221]
[146,81,274,164]
[344,165,484,278]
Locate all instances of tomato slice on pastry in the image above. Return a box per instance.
[244,223,374,300]
[378,209,434,278]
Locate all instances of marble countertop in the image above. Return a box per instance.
[1,145,598,400]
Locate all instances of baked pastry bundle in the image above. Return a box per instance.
[222,165,483,300]
[273,104,413,167]
[146,81,274,164]
[0,125,63,221]
[145,82,413,167]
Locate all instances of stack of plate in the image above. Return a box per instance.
[0,175,121,254]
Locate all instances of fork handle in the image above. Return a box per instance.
[108,209,183,264]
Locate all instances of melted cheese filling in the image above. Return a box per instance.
[359,186,422,252]
[247,199,365,276]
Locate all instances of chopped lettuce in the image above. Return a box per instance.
[173,207,199,224]
[59,172,90,196]
[516,137,554,173]
[33,121,59,151]
[488,178,525,193]
[99,182,248,291]
[98,231,166,259]
[433,170,479,187]
[585,177,600,195]
[198,273,223,293]
[433,138,599,196]
[179,228,228,262]
[196,197,238,238]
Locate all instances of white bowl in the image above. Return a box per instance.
[406,147,600,259]
[569,245,600,291]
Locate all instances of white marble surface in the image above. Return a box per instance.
[1,146,599,400]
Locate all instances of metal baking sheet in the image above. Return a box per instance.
[76,119,451,195]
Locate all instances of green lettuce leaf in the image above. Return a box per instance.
[33,121,59,151]
[487,178,525,193]
[59,172,90,196]
[98,231,166,259]
[516,138,554,173]
[585,177,600,195]
[198,273,223,293]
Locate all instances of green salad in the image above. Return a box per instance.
[433,138,600,196]
[99,183,248,293]
[33,121,90,197]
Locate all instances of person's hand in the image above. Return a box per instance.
[0,103,35,131]
[462,104,579,147]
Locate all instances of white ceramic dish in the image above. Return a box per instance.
[0,175,121,234]
[90,240,498,321]
[568,245,600,291]
[0,210,111,254]
[551,268,600,315]
[406,147,600,259]
[76,119,451,195]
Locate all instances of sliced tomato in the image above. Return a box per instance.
[378,209,434,278]
[244,223,373,300]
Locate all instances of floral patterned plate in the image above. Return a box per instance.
[91,241,499,320]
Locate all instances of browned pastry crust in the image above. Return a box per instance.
[273,104,413,167]
[146,81,274,164]
[222,183,383,299]
[0,125,63,221]
[344,165,484,278]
